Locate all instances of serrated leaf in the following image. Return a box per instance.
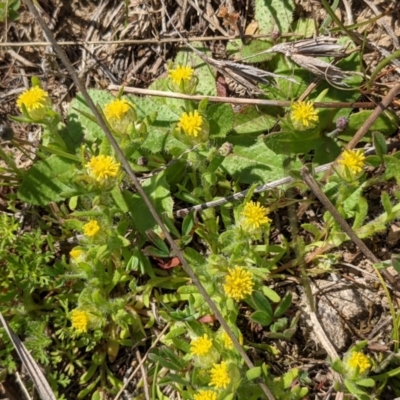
[18,155,75,205]
[222,136,302,184]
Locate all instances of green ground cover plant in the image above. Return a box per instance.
[1,0,400,399]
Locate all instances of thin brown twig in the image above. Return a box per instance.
[108,84,376,109]
[135,349,150,400]
[0,33,287,48]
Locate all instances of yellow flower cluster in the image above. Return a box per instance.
[178,110,203,137]
[209,361,231,389]
[223,266,254,301]
[104,99,131,121]
[87,155,120,182]
[291,100,318,129]
[69,248,83,259]
[190,334,213,356]
[240,201,271,231]
[17,86,50,120]
[338,149,365,175]
[103,98,136,135]
[71,309,89,333]
[168,65,194,85]
[83,220,100,237]
[347,351,371,374]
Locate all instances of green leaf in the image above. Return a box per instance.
[262,286,281,303]
[264,129,324,155]
[250,310,272,326]
[274,293,292,317]
[208,103,234,138]
[344,379,368,395]
[348,110,398,137]
[282,368,299,389]
[384,155,400,185]
[222,136,302,184]
[233,105,280,135]
[254,0,294,34]
[355,378,375,387]
[227,39,274,63]
[392,255,400,274]
[121,171,173,234]
[373,132,387,160]
[18,155,75,205]
[251,291,273,315]
[381,192,393,217]
[182,212,195,236]
[246,366,262,381]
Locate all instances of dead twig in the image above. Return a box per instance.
[108,84,376,109]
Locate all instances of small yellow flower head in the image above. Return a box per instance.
[69,248,83,259]
[222,331,234,349]
[223,266,254,301]
[338,149,365,175]
[178,110,203,137]
[193,390,217,400]
[83,220,100,237]
[291,101,319,130]
[71,309,89,333]
[240,201,271,231]
[191,334,213,356]
[87,155,120,182]
[104,99,136,135]
[209,361,231,389]
[345,351,371,377]
[17,86,50,120]
[168,65,194,85]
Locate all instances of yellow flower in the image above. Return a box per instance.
[291,101,319,129]
[103,99,136,135]
[240,201,271,231]
[104,99,131,121]
[193,390,217,400]
[83,220,100,237]
[87,155,120,182]
[347,351,371,375]
[169,65,194,85]
[222,331,233,349]
[71,309,89,333]
[17,86,50,120]
[178,110,203,137]
[338,149,365,174]
[209,361,231,389]
[223,266,254,301]
[70,248,83,259]
[191,334,213,356]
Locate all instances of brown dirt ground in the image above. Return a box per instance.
[1,0,400,399]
